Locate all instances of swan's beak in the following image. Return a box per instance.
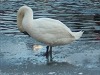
[22,31,30,36]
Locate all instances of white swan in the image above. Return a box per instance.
[17,5,84,62]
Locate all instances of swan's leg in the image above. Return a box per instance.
[50,46,53,62]
[46,46,49,61]
[46,46,53,63]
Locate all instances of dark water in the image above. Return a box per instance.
[0,0,100,75]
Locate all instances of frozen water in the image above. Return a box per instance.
[0,0,100,75]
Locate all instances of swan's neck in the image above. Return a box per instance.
[17,7,33,32]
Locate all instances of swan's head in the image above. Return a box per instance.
[17,5,33,32]
[17,6,33,15]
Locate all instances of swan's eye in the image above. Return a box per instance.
[19,12,24,17]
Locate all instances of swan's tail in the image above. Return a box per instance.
[72,31,84,40]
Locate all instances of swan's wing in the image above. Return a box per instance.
[34,18,72,33]
[33,18,74,38]
[25,18,75,45]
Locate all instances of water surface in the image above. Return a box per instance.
[0,0,100,75]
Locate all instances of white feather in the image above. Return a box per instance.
[17,6,83,46]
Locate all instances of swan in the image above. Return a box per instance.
[17,5,84,62]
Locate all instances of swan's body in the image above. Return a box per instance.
[17,6,83,62]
